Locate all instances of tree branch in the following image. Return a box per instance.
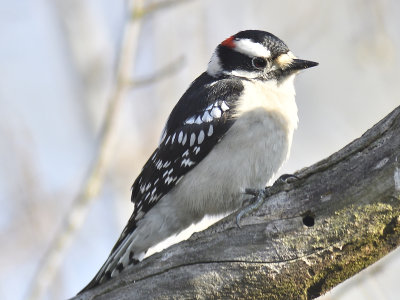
[129,55,185,88]
[73,105,400,300]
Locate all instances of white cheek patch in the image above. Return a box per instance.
[225,69,260,79]
[234,39,271,58]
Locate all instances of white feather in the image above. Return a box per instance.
[207,50,222,77]
[234,38,271,58]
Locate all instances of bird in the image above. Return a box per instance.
[80,29,318,293]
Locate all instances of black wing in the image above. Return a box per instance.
[112,73,244,252]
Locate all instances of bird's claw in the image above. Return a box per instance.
[243,188,264,196]
[236,188,268,228]
[274,173,299,186]
[236,174,299,228]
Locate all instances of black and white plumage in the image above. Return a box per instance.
[80,30,317,293]
[131,74,243,222]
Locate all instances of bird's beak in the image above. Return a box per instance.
[288,59,318,71]
[275,52,318,73]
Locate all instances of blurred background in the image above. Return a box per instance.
[1,0,399,299]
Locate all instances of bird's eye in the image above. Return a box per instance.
[252,57,267,69]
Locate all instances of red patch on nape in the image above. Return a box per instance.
[221,36,235,48]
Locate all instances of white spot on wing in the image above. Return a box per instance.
[221,101,229,111]
[208,124,213,136]
[190,133,196,146]
[150,193,160,202]
[210,107,222,118]
[178,131,183,143]
[171,133,176,143]
[201,111,213,122]
[182,133,187,145]
[195,116,202,125]
[185,116,195,125]
[165,176,174,185]
[198,130,205,144]
[182,149,189,157]
[181,158,195,167]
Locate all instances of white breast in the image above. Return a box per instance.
[234,75,298,135]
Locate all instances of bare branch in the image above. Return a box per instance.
[51,0,114,130]
[129,55,185,88]
[73,105,400,300]
[133,0,195,18]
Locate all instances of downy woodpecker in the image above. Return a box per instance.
[81,29,317,292]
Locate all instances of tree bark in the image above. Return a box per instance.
[74,105,400,300]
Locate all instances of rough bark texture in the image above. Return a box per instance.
[74,105,400,300]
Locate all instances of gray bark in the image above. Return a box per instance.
[74,105,400,300]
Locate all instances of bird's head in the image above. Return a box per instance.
[207,30,318,81]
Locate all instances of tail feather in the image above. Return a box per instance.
[78,222,140,294]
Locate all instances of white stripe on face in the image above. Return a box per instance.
[233,39,271,58]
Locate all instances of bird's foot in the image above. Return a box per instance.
[236,188,268,228]
[274,173,299,186]
[236,174,299,228]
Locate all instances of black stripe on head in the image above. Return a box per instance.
[216,45,254,73]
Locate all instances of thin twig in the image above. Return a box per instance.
[133,0,194,18]
[129,55,185,88]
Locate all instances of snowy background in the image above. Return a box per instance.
[0,0,399,299]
